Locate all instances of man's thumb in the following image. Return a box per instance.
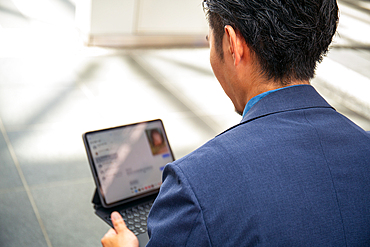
[111,211,126,233]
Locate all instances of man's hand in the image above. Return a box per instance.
[101,212,139,247]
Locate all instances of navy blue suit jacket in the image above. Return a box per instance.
[147,85,370,246]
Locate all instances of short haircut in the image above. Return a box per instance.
[203,0,339,84]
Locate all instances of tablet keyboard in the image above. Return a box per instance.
[106,200,154,236]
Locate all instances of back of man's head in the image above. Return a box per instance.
[203,0,339,85]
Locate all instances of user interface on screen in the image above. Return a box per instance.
[85,120,173,206]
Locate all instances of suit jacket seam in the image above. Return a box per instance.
[302,110,348,245]
[184,211,203,246]
[173,163,213,246]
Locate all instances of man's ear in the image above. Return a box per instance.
[224,25,244,66]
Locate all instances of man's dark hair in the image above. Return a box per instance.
[204,0,339,84]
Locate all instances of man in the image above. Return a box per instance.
[102,0,370,246]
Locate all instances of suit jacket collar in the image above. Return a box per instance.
[242,85,334,123]
[218,85,335,136]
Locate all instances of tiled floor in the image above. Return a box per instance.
[0,1,369,247]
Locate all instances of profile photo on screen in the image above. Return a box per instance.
[146,128,169,156]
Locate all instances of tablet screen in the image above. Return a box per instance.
[84,120,174,207]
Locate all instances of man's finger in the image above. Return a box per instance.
[111,211,126,233]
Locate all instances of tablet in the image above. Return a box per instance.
[83,119,174,208]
